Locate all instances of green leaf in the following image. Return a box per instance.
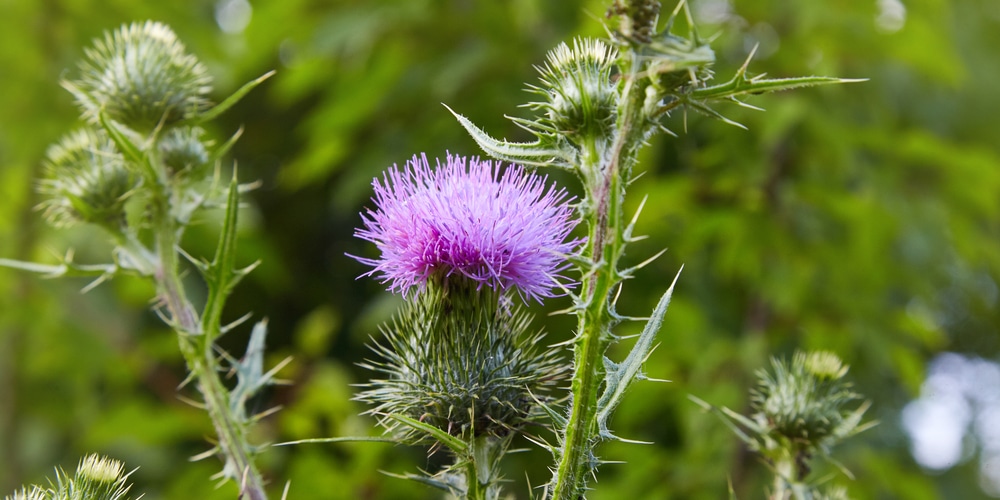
[691,75,866,102]
[0,257,114,279]
[445,104,575,169]
[596,267,682,438]
[272,436,398,447]
[191,70,275,125]
[386,414,468,456]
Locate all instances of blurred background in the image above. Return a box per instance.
[1,0,998,498]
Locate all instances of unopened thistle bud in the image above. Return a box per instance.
[76,453,125,485]
[750,351,864,451]
[358,282,564,443]
[159,125,210,178]
[39,129,137,228]
[64,21,212,131]
[71,453,135,500]
[531,39,618,141]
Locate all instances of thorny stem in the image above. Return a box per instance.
[149,177,268,500]
[551,59,645,500]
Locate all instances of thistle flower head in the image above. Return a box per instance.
[64,21,212,130]
[357,285,564,443]
[353,154,582,303]
[39,128,137,228]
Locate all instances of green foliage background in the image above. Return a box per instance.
[1,0,998,498]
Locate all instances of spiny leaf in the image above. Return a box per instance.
[445,104,575,169]
[596,267,682,435]
[692,75,866,102]
[200,174,246,338]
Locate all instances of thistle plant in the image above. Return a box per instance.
[441,0,861,498]
[1,21,276,499]
[4,2,868,498]
[691,351,874,499]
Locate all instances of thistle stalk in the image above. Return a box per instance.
[149,186,267,500]
[550,51,644,500]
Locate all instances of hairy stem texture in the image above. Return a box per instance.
[152,184,268,500]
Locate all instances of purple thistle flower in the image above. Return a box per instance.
[352,153,582,302]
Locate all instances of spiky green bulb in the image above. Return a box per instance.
[39,129,137,228]
[159,125,210,176]
[530,38,619,141]
[750,351,862,449]
[64,21,212,131]
[357,280,564,443]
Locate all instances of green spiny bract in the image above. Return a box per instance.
[64,21,212,132]
[357,279,565,444]
[39,128,137,229]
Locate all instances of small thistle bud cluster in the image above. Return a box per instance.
[64,21,211,131]
[40,22,223,234]
[4,454,137,500]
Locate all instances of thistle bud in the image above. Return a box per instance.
[357,281,564,443]
[39,129,137,228]
[750,351,862,449]
[159,125,210,178]
[3,488,46,500]
[76,453,125,486]
[64,21,212,131]
[531,39,618,141]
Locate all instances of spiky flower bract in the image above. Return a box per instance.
[353,153,581,303]
[357,281,564,443]
[39,128,137,229]
[64,21,212,130]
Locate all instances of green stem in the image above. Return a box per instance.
[465,436,489,500]
[551,67,644,499]
[771,454,794,500]
[151,184,268,500]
